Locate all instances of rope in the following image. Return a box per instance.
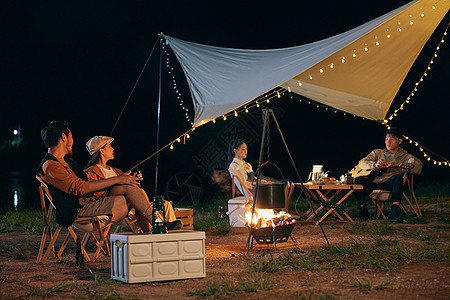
[110,35,161,136]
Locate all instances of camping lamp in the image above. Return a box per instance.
[151,196,167,234]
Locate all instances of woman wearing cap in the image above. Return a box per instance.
[84,136,181,231]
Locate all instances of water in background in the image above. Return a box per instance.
[0,171,39,210]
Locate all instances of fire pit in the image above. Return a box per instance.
[244,209,300,253]
[250,222,296,245]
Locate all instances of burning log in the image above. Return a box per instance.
[245,208,295,229]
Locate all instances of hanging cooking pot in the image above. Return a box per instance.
[254,182,285,209]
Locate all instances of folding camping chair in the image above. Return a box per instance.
[36,175,112,263]
[369,172,421,219]
[230,173,253,198]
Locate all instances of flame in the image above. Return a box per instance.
[245,208,294,228]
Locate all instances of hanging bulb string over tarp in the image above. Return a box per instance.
[127,127,194,172]
[110,35,161,136]
[383,20,449,124]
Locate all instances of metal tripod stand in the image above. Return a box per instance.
[245,109,329,255]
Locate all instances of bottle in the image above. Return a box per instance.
[218,205,225,220]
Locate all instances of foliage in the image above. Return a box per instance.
[252,253,315,273]
[188,272,272,297]
[17,276,71,297]
[0,209,45,234]
[194,211,231,235]
[348,221,394,235]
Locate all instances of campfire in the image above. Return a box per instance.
[244,208,298,247]
[245,209,296,229]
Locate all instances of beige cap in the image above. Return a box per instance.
[86,136,114,155]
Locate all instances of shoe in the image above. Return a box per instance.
[387,205,403,223]
[167,220,182,230]
[355,204,370,221]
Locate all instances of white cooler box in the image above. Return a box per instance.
[227,196,251,227]
[110,231,205,283]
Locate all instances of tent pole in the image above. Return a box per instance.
[154,34,163,197]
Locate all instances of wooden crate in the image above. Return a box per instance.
[174,208,194,230]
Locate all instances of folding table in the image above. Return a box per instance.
[298,183,363,224]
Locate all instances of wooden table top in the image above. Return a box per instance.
[294,183,363,190]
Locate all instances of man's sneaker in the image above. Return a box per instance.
[388,205,403,223]
[356,204,370,221]
[167,220,182,230]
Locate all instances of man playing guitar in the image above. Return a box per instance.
[353,127,422,222]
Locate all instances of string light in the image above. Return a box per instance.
[170,144,174,150]
[401,135,450,166]
[384,22,448,124]
[162,39,193,127]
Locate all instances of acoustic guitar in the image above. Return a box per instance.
[349,163,414,181]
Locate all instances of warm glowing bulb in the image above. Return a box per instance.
[376,41,380,46]
[398,28,402,32]
[364,47,368,51]
[319,69,323,73]
[245,108,249,113]
[410,21,414,25]
[277,91,281,98]
[288,86,291,92]
[352,53,356,57]
[298,80,302,86]
[387,34,391,38]
[256,102,260,108]
[212,119,216,123]
[223,116,227,120]
[186,134,190,139]
[330,63,334,68]
[421,13,424,17]
[177,138,181,142]
[170,144,174,150]
[309,75,313,80]
[341,57,345,63]
[432,5,435,9]
[234,111,238,117]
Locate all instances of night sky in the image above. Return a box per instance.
[1,1,449,205]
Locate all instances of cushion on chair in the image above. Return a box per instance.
[369,190,392,201]
[72,215,111,232]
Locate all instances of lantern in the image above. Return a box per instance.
[151,196,167,234]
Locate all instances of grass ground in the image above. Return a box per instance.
[0,183,449,299]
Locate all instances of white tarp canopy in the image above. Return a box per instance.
[165,0,449,127]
